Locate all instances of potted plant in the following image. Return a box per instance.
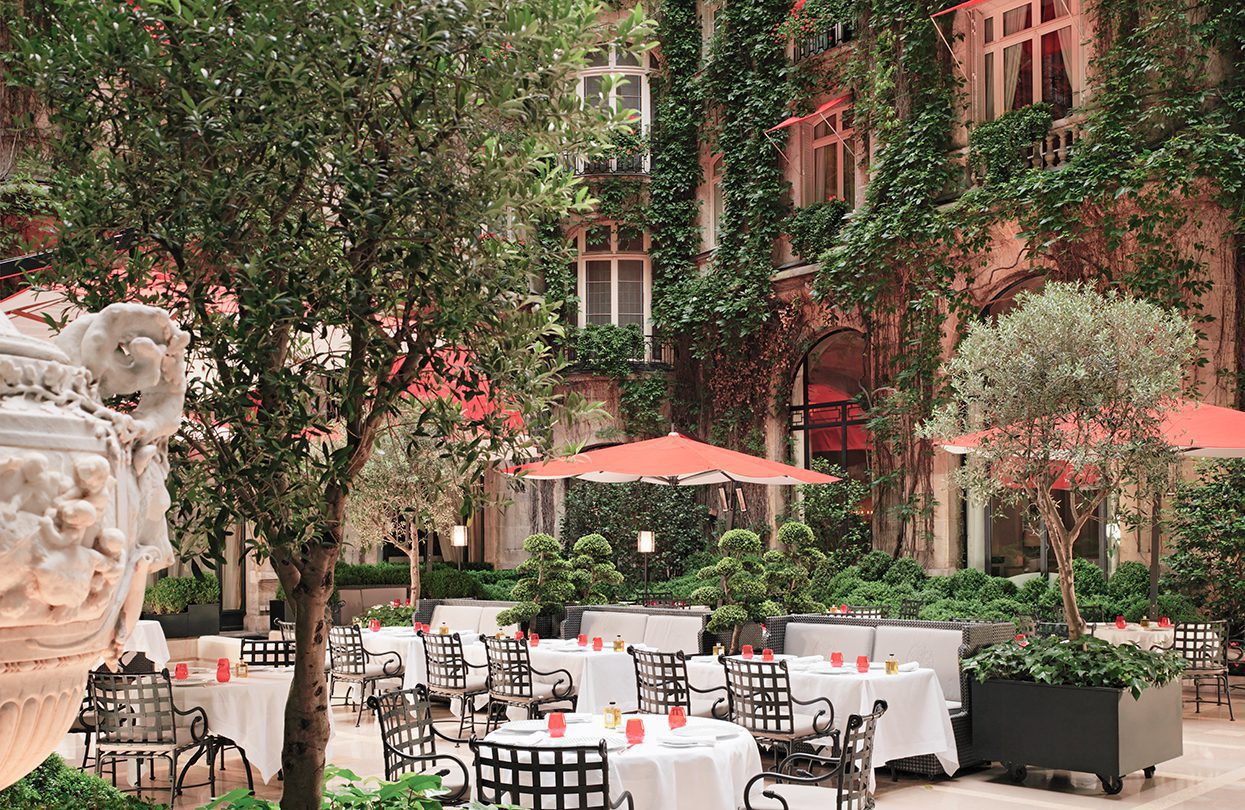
[140,574,221,638]
[964,634,1186,794]
[691,529,780,653]
[495,533,576,637]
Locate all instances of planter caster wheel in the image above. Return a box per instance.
[1143,766,1156,779]
[1004,763,1027,782]
[1099,775,1124,795]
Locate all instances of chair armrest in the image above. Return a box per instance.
[530,666,575,699]
[776,751,844,777]
[172,705,210,742]
[744,764,842,810]
[389,751,470,802]
[791,694,835,736]
[610,790,634,810]
[364,648,404,676]
[709,696,730,720]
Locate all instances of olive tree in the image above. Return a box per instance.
[17,0,650,803]
[926,283,1196,639]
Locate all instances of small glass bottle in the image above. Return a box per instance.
[884,653,899,675]
[235,659,249,678]
[613,634,625,652]
[439,623,449,636]
[712,643,725,657]
[1140,615,1151,629]
[604,701,620,730]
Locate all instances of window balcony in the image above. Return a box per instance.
[563,151,650,177]
[1026,117,1081,169]
[562,327,675,371]
[794,24,853,62]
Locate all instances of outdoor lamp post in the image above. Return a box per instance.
[451,524,468,570]
[638,530,655,606]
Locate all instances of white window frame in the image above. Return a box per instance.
[577,45,652,133]
[975,0,1083,123]
[576,223,652,336]
[800,105,857,208]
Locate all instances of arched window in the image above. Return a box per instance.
[577,45,652,174]
[789,330,870,480]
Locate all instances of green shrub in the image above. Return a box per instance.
[1037,585,1065,619]
[882,557,926,588]
[1166,460,1245,633]
[335,561,411,587]
[0,755,152,809]
[924,575,955,597]
[357,603,415,626]
[845,581,908,609]
[1076,594,1120,622]
[996,577,1019,596]
[857,550,893,582]
[1157,592,1200,623]
[811,564,863,605]
[951,567,989,600]
[968,102,1054,185]
[422,565,486,600]
[1017,576,1051,605]
[482,581,516,601]
[1072,558,1108,598]
[568,533,625,604]
[790,460,871,567]
[1108,561,1151,603]
[920,598,982,622]
[1120,596,1153,622]
[785,198,850,260]
[980,597,1027,622]
[573,323,645,378]
[143,574,220,614]
[976,577,1005,603]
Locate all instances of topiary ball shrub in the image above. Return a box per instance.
[1072,558,1107,598]
[857,550,894,581]
[882,557,926,588]
[775,521,816,549]
[1109,560,1151,603]
[719,528,764,557]
[951,567,989,600]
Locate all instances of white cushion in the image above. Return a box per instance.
[746,782,836,810]
[872,625,964,701]
[477,606,518,636]
[430,605,483,633]
[197,635,242,663]
[946,699,963,713]
[579,611,649,645]
[783,623,875,661]
[641,615,703,654]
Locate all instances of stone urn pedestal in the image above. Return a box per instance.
[0,306,186,789]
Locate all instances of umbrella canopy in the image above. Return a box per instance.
[504,431,841,486]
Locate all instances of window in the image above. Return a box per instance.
[703,2,723,60]
[577,223,650,329]
[579,45,650,129]
[708,156,725,249]
[789,330,871,484]
[978,0,1079,121]
[804,107,856,207]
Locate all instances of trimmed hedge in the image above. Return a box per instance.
[142,574,220,614]
[0,755,152,809]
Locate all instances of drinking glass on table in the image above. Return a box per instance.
[577,634,588,647]
[761,648,774,662]
[592,637,603,651]
[741,645,754,659]
[667,706,687,730]
[830,651,844,668]
[856,655,869,673]
[548,712,566,738]
[174,663,189,680]
[625,717,645,745]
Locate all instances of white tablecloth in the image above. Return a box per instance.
[484,713,761,810]
[461,638,640,714]
[355,627,480,691]
[686,657,959,782]
[122,620,171,671]
[1088,623,1174,649]
[172,667,334,783]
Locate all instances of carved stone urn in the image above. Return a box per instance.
[0,304,186,790]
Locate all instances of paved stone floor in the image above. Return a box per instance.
[65,679,1245,809]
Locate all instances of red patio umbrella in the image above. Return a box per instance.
[505,431,840,486]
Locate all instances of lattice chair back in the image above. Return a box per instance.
[90,671,186,747]
[371,686,437,776]
[483,636,535,699]
[471,738,627,810]
[897,599,924,621]
[723,657,797,735]
[629,647,692,714]
[1173,621,1228,671]
[835,700,887,809]
[845,605,888,618]
[275,620,296,642]
[329,625,368,676]
[241,638,296,667]
[422,631,472,691]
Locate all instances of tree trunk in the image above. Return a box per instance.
[1037,493,1086,640]
[407,521,421,601]
[729,624,742,655]
[280,546,336,808]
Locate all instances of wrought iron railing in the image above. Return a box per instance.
[563,331,675,369]
[563,151,650,176]
[794,23,854,62]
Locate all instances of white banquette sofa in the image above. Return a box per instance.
[560,605,711,655]
[412,599,522,636]
[767,614,1015,776]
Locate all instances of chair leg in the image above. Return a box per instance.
[236,745,256,792]
[1224,674,1235,721]
[80,733,92,771]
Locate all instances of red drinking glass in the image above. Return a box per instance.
[762,648,774,662]
[515,630,525,641]
[830,651,844,668]
[391,599,400,608]
[1160,616,1172,628]
[547,712,566,738]
[592,637,603,651]
[578,634,588,647]
[840,604,849,614]
[625,717,645,745]
[530,632,540,646]
[216,658,231,683]
[741,645,754,659]
[369,619,381,633]
[174,663,189,680]
[668,706,687,730]
[1115,615,1127,629]
[856,655,869,673]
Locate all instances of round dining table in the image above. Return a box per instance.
[121,619,171,670]
[1088,622,1175,649]
[483,713,761,810]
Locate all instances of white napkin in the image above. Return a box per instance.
[791,655,824,665]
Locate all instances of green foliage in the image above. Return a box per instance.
[334,562,412,588]
[693,528,771,650]
[857,550,894,582]
[882,557,926,588]
[1017,576,1052,605]
[357,603,414,627]
[1109,561,1152,604]
[496,534,575,627]
[785,199,851,261]
[204,765,445,808]
[962,634,1186,700]
[568,533,626,604]
[560,480,709,584]
[1166,460,1245,632]
[764,521,827,613]
[620,373,671,438]
[789,460,871,567]
[846,580,913,610]
[142,574,220,614]
[0,755,153,809]
[573,324,646,378]
[950,567,989,600]
[967,103,1054,185]
[422,566,486,600]
[810,563,863,606]
[1072,558,1108,599]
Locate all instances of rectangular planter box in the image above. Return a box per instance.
[972,678,1183,787]
[142,603,220,639]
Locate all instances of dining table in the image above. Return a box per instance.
[121,619,171,671]
[685,654,959,785]
[483,712,761,810]
[1088,622,1175,649]
[356,625,481,692]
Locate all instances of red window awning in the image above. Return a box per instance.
[931,0,990,18]
[766,93,851,133]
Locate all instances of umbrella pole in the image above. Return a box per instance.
[1149,493,1162,616]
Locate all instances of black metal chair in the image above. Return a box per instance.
[482,636,576,733]
[844,605,888,618]
[367,686,470,803]
[90,670,214,805]
[470,738,633,810]
[743,700,888,810]
[274,620,296,642]
[421,630,489,740]
[896,599,925,621]
[69,690,97,771]
[721,656,838,764]
[240,638,296,667]
[1154,621,1234,720]
[627,646,725,717]
[1034,621,1069,639]
[328,624,405,726]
